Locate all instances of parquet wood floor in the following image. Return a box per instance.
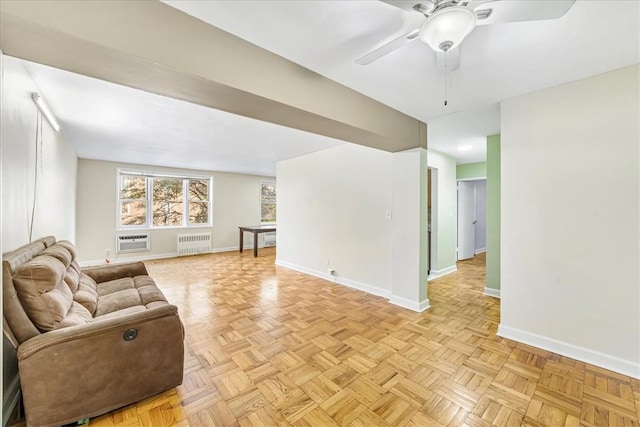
[84,250,639,427]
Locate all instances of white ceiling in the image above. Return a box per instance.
[22,1,639,173]
[165,0,639,163]
[23,60,344,177]
[428,102,500,164]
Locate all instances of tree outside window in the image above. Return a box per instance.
[261,182,276,224]
[152,178,183,226]
[189,179,210,225]
[119,171,212,228]
[120,175,147,226]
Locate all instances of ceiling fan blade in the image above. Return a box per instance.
[379,1,431,14]
[475,0,576,25]
[436,46,460,75]
[355,28,420,65]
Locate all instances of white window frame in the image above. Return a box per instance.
[117,169,213,230]
[260,180,276,225]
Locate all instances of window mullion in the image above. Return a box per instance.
[147,177,152,228]
[183,179,188,226]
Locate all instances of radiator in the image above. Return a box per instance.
[177,233,211,256]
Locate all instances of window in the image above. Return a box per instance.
[119,170,212,229]
[120,174,147,226]
[260,181,276,224]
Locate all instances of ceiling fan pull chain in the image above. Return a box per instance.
[444,77,448,106]
[444,51,449,106]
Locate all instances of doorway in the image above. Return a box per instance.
[457,179,486,260]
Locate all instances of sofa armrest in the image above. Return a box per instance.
[81,261,148,283]
[17,305,184,427]
[17,304,180,359]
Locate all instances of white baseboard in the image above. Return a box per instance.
[475,248,486,255]
[427,265,457,281]
[484,287,501,298]
[498,324,640,380]
[79,244,269,267]
[212,244,263,253]
[274,259,431,313]
[79,252,179,267]
[2,373,21,425]
[275,259,391,299]
[388,295,430,312]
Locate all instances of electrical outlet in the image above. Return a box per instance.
[105,249,111,257]
[327,268,335,275]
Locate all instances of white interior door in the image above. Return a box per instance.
[457,181,475,260]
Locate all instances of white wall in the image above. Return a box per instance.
[473,180,486,252]
[500,65,640,378]
[390,148,429,311]
[427,150,457,274]
[276,144,393,295]
[1,53,78,423]
[76,159,273,264]
[1,55,77,252]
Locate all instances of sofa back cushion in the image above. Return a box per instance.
[2,240,48,344]
[74,274,98,315]
[56,240,78,260]
[43,243,79,292]
[42,244,72,268]
[13,255,75,331]
[40,242,99,315]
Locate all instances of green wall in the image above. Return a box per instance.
[427,150,458,272]
[456,162,487,180]
[486,134,501,292]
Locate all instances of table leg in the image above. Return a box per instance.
[239,230,244,253]
[253,232,258,257]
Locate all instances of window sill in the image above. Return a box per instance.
[117,225,213,232]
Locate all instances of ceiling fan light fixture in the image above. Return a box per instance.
[419,6,477,52]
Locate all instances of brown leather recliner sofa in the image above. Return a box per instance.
[2,236,184,427]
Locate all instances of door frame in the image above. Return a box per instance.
[457,176,487,260]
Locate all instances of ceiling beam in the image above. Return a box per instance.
[0,0,427,152]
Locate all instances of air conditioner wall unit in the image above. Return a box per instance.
[264,232,276,247]
[116,233,150,253]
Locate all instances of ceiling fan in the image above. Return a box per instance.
[356,0,577,69]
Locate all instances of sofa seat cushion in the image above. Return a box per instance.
[97,277,134,297]
[94,275,168,317]
[95,288,142,317]
[91,305,146,322]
